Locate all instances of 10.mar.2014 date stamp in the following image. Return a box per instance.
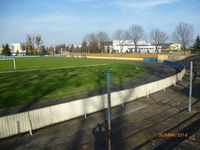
[159,132,188,138]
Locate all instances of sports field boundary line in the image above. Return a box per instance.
[0,64,108,74]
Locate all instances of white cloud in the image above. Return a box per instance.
[113,0,178,9]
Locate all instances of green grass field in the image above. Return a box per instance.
[0,57,110,71]
[0,57,145,109]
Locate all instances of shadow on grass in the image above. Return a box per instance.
[63,70,134,150]
[0,69,78,114]
[63,69,108,150]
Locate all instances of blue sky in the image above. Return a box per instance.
[0,0,200,46]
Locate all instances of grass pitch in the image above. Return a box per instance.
[0,57,145,109]
[0,57,109,71]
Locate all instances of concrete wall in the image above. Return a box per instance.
[0,64,185,139]
[168,55,187,61]
[158,54,188,62]
[158,55,169,62]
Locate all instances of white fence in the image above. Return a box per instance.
[0,68,185,139]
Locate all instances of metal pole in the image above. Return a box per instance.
[13,58,16,70]
[53,37,56,55]
[189,61,193,112]
[107,71,112,150]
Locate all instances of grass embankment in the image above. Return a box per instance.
[0,57,145,109]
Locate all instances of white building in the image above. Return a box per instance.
[112,40,160,53]
[161,43,182,53]
[73,43,82,48]
[10,43,26,55]
[0,47,3,54]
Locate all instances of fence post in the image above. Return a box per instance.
[17,120,20,134]
[28,112,33,135]
[107,71,112,150]
[188,61,193,112]
[84,113,87,119]
[13,58,16,70]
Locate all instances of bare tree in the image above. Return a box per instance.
[150,29,168,53]
[96,31,108,53]
[128,24,145,53]
[21,44,26,53]
[35,35,42,54]
[26,34,35,55]
[81,40,87,53]
[84,33,98,53]
[84,33,97,43]
[113,29,129,53]
[172,22,194,53]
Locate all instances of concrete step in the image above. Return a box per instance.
[140,113,200,150]
[122,111,197,150]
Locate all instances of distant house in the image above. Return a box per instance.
[10,43,26,56]
[0,47,3,55]
[73,43,82,48]
[112,40,160,53]
[68,41,182,54]
[161,43,181,53]
[102,41,113,53]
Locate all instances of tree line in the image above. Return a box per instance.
[24,34,61,55]
[81,32,109,53]
[1,21,200,55]
[25,34,43,55]
[81,22,199,54]
[1,34,63,56]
